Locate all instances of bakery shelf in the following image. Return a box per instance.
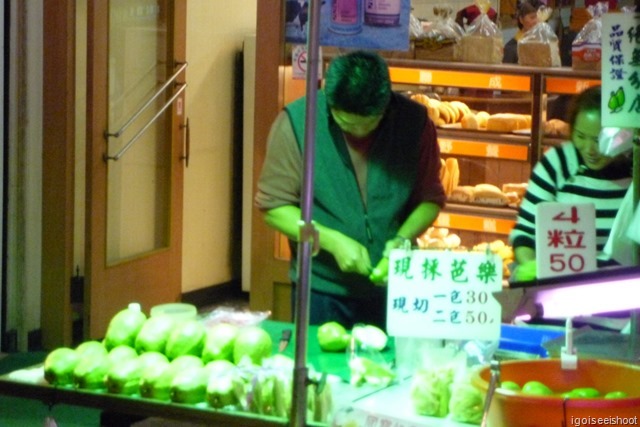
[434,209,517,235]
[385,58,601,243]
[437,129,531,161]
[443,202,519,220]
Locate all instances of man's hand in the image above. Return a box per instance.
[326,233,372,276]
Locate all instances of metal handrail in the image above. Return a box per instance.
[104,61,188,139]
[104,82,187,161]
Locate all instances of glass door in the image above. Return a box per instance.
[85,0,187,339]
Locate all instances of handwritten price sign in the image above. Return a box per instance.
[386,250,502,341]
[535,203,596,280]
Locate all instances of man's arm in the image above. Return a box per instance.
[264,205,372,276]
[382,201,441,258]
[395,201,441,241]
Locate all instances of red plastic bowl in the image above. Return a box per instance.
[472,359,640,427]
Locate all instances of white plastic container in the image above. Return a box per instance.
[150,303,197,323]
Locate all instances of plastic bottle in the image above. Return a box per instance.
[364,0,401,27]
[330,0,363,35]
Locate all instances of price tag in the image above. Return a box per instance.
[386,250,502,341]
[535,202,597,280]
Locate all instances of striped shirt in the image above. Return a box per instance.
[510,142,632,261]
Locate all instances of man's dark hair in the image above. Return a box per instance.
[567,85,601,130]
[324,50,391,116]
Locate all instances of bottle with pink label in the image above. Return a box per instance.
[364,0,401,27]
[330,0,363,34]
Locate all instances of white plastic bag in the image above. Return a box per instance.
[460,0,503,64]
[518,7,561,67]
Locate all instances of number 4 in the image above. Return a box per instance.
[552,206,579,224]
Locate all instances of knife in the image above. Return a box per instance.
[279,328,292,352]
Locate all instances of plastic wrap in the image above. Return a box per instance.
[414,6,462,61]
[460,0,503,64]
[518,7,561,67]
[571,2,606,70]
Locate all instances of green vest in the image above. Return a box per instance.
[285,91,426,296]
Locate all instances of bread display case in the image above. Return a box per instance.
[385,58,601,255]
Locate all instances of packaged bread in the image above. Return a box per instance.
[460,0,503,64]
[571,3,605,70]
[414,7,461,62]
[461,35,503,64]
[486,113,530,132]
[517,7,561,67]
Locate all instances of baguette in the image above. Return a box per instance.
[445,158,459,196]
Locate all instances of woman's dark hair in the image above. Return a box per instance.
[324,50,391,116]
[567,85,601,130]
[516,0,543,29]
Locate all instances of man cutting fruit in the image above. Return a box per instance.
[255,50,446,329]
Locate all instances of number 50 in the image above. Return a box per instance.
[550,253,585,272]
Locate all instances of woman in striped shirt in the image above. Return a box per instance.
[510,86,633,282]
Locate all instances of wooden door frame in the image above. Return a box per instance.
[41,0,76,348]
[85,0,187,340]
[249,0,290,315]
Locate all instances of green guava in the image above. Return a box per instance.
[522,380,553,396]
[317,321,350,352]
[44,347,81,387]
[202,322,239,363]
[233,326,273,365]
[605,390,628,399]
[171,366,208,404]
[165,319,207,360]
[499,380,521,391]
[568,387,600,398]
[73,353,110,390]
[75,340,107,358]
[103,304,147,351]
[134,315,176,354]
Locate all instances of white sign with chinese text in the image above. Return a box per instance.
[535,203,597,280]
[386,250,502,341]
[601,13,640,128]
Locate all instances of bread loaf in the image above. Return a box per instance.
[460,35,503,64]
[474,183,502,193]
[476,111,490,129]
[544,119,570,137]
[461,113,479,130]
[449,185,475,203]
[473,183,509,206]
[501,183,528,197]
[572,44,601,70]
[486,113,530,132]
[518,41,561,67]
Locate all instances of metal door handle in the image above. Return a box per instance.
[104,62,188,162]
[180,118,190,167]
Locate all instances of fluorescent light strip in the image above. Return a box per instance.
[533,277,640,319]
